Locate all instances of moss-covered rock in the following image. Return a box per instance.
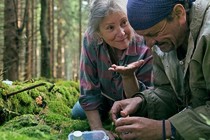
[0,79,92,139]
[0,79,116,139]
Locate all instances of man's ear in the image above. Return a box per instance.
[172,4,186,24]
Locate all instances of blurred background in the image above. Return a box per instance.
[0,0,90,81]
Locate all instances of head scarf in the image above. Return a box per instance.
[127,0,195,30]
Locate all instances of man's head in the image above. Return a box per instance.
[127,0,194,52]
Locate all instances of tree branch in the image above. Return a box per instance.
[3,83,46,99]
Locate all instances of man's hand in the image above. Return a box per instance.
[115,117,164,140]
[110,97,143,122]
[103,129,119,140]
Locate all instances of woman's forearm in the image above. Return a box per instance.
[122,74,139,98]
[85,110,103,130]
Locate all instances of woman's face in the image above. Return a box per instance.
[98,11,133,50]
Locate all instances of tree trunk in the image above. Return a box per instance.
[0,1,4,79]
[33,0,38,77]
[51,0,55,78]
[3,0,18,80]
[40,0,50,78]
[56,2,64,79]
[31,0,36,78]
[17,0,27,81]
[25,0,32,80]
[48,0,55,78]
[57,16,62,79]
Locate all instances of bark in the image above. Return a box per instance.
[40,0,50,78]
[48,0,55,78]
[3,0,18,80]
[26,0,33,80]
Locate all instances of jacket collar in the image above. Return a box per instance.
[189,0,210,42]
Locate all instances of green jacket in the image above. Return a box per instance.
[169,0,210,139]
[136,0,210,139]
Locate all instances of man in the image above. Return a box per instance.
[110,0,210,139]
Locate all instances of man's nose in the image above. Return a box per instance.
[144,36,157,48]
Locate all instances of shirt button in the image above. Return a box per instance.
[179,61,184,65]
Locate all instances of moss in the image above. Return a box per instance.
[10,97,20,112]
[17,92,33,105]
[16,125,53,139]
[0,79,100,140]
[0,98,4,107]
[47,101,70,117]
[41,111,70,125]
[2,114,38,130]
[0,114,54,139]
[0,82,10,96]
[29,89,40,99]
[0,131,39,140]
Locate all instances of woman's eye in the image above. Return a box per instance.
[106,25,114,31]
[121,20,128,26]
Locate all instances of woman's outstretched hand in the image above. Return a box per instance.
[108,60,145,76]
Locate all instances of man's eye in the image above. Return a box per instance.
[147,33,158,38]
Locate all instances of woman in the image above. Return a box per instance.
[71,0,153,139]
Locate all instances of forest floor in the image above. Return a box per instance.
[0,78,113,140]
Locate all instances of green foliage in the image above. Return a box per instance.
[1,114,53,139]
[0,79,116,139]
[48,101,70,117]
[2,114,39,130]
[0,79,84,139]
[0,131,39,140]
[16,125,52,139]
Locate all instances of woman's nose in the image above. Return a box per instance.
[117,27,125,37]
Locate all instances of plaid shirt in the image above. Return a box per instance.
[79,30,153,111]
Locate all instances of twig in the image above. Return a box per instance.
[48,83,55,92]
[3,83,46,99]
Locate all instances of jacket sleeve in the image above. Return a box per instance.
[169,103,210,140]
[134,49,178,120]
[190,7,210,108]
[167,41,210,139]
[169,3,210,139]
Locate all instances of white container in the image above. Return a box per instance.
[2,80,13,86]
[72,131,83,140]
[68,130,109,140]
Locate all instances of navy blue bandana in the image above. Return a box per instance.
[127,0,195,30]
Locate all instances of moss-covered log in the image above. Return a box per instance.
[0,79,90,140]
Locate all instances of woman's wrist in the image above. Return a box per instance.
[92,127,105,131]
[121,73,135,79]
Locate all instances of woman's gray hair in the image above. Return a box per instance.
[87,0,127,36]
